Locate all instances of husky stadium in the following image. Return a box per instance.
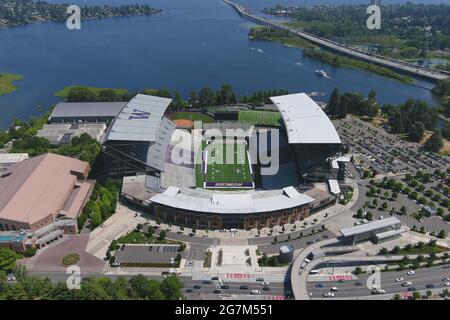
[99,93,346,230]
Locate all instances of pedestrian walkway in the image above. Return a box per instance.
[86,203,147,259]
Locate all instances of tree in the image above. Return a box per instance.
[199,86,216,107]
[328,88,340,116]
[66,86,97,102]
[407,121,425,142]
[98,89,119,102]
[0,248,21,273]
[423,130,443,152]
[158,230,167,241]
[160,275,183,300]
[354,266,362,275]
[437,230,447,239]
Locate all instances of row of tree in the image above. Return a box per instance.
[77,179,121,230]
[327,88,379,119]
[64,85,290,109]
[0,259,183,300]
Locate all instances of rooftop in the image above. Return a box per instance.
[49,102,127,120]
[0,153,92,225]
[340,217,401,237]
[270,93,341,144]
[150,186,315,214]
[105,94,172,142]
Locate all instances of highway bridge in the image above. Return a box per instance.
[224,0,450,82]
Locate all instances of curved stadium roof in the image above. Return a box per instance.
[105,94,172,142]
[270,93,341,144]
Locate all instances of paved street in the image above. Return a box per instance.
[308,265,450,299]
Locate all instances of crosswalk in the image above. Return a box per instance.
[328,275,355,281]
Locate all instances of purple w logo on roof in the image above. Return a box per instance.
[128,109,151,120]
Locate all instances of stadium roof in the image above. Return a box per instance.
[340,217,401,238]
[270,93,341,144]
[150,186,315,214]
[105,94,172,142]
[49,102,127,120]
[146,118,176,171]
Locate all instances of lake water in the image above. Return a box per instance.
[0,0,441,130]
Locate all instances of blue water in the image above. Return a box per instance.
[0,0,441,130]
[0,234,25,243]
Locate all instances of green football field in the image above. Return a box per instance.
[238,110,282,127]
[204,140,253,185]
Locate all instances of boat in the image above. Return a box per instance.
[256,48,264,53]
[296,62,303,66]
[315,69,330,78]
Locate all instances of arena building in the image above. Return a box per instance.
[0,153,95,250]
[117,92,342,229]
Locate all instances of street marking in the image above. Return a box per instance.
[329,275,354,281]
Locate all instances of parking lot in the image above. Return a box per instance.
[335,117,449,176]
[114,244,183,266]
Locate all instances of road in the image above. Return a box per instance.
[27,271,288,298]
[308,265,450,299]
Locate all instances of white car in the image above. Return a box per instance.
[395,277,404,282]
[250,290,261,295]
[323,292,334,297]
[407,271,416,276]
[402,281,413,287]
[261,281,270,287]
[371,288,386,295]
[444,282,450,287]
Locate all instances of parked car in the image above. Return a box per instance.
[407,270,416,276]
[407,287,416,292]
[213,289,223,294]
[221,285,230,289]
[193,285,201,289]
[426,284,434,289]
[211,276,219,281]
[261,281,270,287]
[315,283,324,288]
[262,286,270,291]
[202,280,212,284]
[186,289,193,293]
[240,285,249,290]
[256,278,264,282]
[250,290,261,295]
[395,277,404,282]
[323,292,334,297]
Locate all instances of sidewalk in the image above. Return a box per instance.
[86,203,147,259]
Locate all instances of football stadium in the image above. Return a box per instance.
[111,92,345,229]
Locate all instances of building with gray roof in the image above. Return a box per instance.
[49,102,127,124]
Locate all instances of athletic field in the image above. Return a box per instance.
[238,110,282,127]
[202,140,254,188]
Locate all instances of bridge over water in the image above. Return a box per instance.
[224,0,450,82]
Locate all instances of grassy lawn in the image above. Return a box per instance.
[61,253,80,267]
[394,245,449,255]
[0,73,23,96]
[54,85,128,99]
[204,140,253,185]
[238,110,282,126]
[173,111,215,123]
